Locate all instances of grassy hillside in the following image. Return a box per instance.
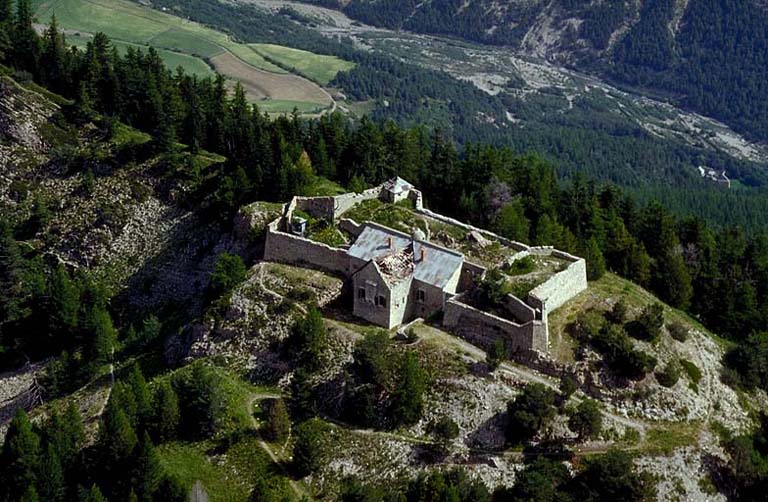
[66,34,215,77]
[33,0,352,112]
[251,43,355,85]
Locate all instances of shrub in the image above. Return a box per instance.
[570,449,657,501]
[504,255,535,275]
[209,252,247,299]
[606,300,628,325]
[680,359,703,392]
[476,268,511,307]
[593,323,657,379]
[293,419,331,476]
[559,374,578,403]
[668,322,689,342]
[655,362,681,388]
[506,383,557,445]
[568,399,603,440]
[634,303,664,343]
[486,338,506,371]
[262,398,290,443]
[571,310,605,342]
[430,416,459,443]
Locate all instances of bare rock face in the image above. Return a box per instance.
[233,201,283,244]
[0,76,56,152]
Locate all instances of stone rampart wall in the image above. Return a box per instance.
[331,186,382,218]
[504,294,537,323]
[528,258,587,314]
[417,208,529,251]
[264,227,349,276]
[296,196,335,220]
[443,296,547,353]
[338,218,363,237]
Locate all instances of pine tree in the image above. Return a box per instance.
[1,409,41,500]
[44,402,85,470]
[293,419,330,476]
[100,400,138,464]
[628,242,651,287]
[581,236,607,280]
[0,219,24,330]
[568,399,603,440]
[84,306,117,366]
[492,200,530,242]
[290,306,327,372]
[127,365,152,430]
[132,433,162,501]
[63,401,86,458]
[19,486,39,502]
[47,265,79,344]
[11,0,39,75]
[150,380,179,443]
[262,398,290,443]
[0,0,12,24]
[79,484,107,502]
[36,443,65,502]
[392,352,425,426]
[40,15,69,93]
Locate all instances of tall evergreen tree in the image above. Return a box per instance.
[0,220,24,331]
[150,380,179,443]
[79,484,107,502]
[11,0,39,75]
[131,433,163,501]
[582,236,607,281]
[127,365,152,430]
[391,352,425,426]
[46,265,79,345]
[99,400,138,465]
[36,443,65,502]
[0,0,12,24]
[40,15,69,93]
[1,409,41,501]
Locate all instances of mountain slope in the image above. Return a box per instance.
[302,0,768,143]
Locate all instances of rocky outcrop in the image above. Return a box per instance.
[0,76,57,152]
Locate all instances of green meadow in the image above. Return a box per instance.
[251,43,356,85]
[65,35,215,77]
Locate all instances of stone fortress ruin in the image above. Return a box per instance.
[263,178,587,357]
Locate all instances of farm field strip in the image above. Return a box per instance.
[34,0,347,112]
[209,52,332,108]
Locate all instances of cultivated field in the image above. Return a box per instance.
[34,0,349,113]
[251,43,355,84]
[210,52,332,110]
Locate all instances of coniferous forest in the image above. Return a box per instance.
[3,0,768,500]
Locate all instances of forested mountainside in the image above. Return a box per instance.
[4,2,768,501]
[299,0,768,145]
[134,0,768,232]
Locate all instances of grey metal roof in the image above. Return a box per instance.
[348,224,463,289]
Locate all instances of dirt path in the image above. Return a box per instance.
[96,348,116,417]
[257,264,308,315]
[246,393,308,500]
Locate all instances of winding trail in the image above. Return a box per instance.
[246,393,308,500]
